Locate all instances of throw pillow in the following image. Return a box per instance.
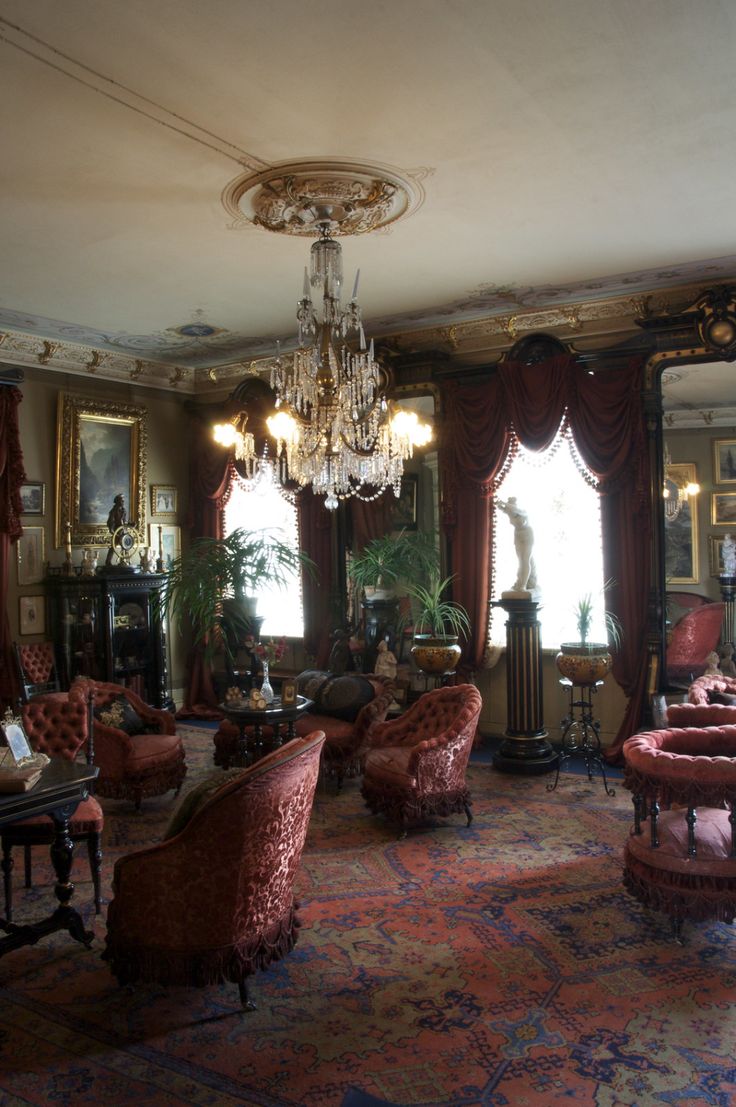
[94,695,147,736]
[316,674,376,721]
[296,670,331,702]
[708,690,736,706]
[164,768,246,840]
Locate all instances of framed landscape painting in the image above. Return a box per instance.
[55,394,147,549]
[19,482,45,515]
[714,439,736,485]
[712,492,736,526]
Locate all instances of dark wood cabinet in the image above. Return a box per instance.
[45,571,174,710]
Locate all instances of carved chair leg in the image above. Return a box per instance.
[1,839,13,922]
[238,978,256,1011]
[87,832,103,914]
[463,800,473,827]
[24,843,32,887]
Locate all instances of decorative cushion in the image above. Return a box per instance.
[164,768,246,839]
[94,695,147,736]
[708,690,736,706]
[296,671,375,722]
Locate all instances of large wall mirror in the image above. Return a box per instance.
[644,287,736,692]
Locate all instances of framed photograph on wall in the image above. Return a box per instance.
[714,439,736,485]
[19,595,45,636]
[664,464,699,584]
[55,393,147,550]
[19,482,45,515]
[151,484,177,517]
[391,473,418,531]
[16,527,45,586]
[712,491,736,526]
[149,523,181,571]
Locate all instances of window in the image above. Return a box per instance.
[490,435,606,650]
[223,464,304,637]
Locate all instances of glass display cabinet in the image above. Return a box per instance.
[45,571,173,711]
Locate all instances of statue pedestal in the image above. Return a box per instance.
[491,597,558,775]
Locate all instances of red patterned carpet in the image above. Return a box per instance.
[1,723,735,1107]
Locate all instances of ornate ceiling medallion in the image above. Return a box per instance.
[223,159,426,235]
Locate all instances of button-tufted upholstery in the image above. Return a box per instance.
[71,679,187,810]
[666,603,726,686]
[213,674,395,788]
[1,688,103,920]
[103,731,325,1009]
[13,641,61,703]
[687,673,736,705]
[361,684,483,831]
[622,725,736,933]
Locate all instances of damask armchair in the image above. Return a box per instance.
[1,689,103,920]
[103,731,325,1009]
[361,684,483,832]
[71,679,186,810]
[666,602,726,687]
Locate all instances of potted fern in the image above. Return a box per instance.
[407,574,471,675]
[556,586,622,685]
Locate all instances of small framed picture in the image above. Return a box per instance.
[709,535,726,576]
[1,715,33,765]
[149,524,181,571]
[281,677,297,706]
[712,492,736,526]
[714,439,736,485]
[19,482,45,515]
[16,527,45,586]
[151,485,177,517]
[19,595,45,636]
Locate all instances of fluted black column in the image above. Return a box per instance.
[491,597,558,775]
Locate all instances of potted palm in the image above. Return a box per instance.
[348,529,439,599]
[556,587,622,685]
[163,527,315,665]
[407,574,471,675]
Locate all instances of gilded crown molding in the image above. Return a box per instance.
[222,158,428,234]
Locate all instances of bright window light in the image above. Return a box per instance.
[490,438,606,649]
[224,464,304,638]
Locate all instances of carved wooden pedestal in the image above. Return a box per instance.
[491,597,558,775]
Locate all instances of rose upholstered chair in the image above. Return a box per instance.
[665,602,726,687]
[12,641,62,703]
[622,724,736,937]
[214,672,395,789]
[361,684,483,832]
[103,731,325,1010]
[687,672,736,706]
[1,688,103,920]
[71,678,186,810]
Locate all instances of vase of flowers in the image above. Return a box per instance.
[255,637,287,704]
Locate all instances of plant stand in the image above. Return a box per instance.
[548,678,615,795]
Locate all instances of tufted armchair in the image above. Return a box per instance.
[103,731,325,1009]
[666,603,725,687]
[71,679,186,810]
[361,684,483,832]
[622,724,736,936]
[214,673,396,789]
[13,641,61,703]
[1,689,103,920]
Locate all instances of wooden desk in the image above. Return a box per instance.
[0,760,99,958]
[219,696,312,767]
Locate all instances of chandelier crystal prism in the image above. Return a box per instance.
[267,223,430,510]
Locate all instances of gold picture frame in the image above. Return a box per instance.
[151,484,177,517]
[55,393,147,549]
[16,527,45,585]
[709,535,726,576]
[712,491,736,526]
[664,463,699,584]
[714,439,736,485]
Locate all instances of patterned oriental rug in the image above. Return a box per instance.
[0,724,735,1107]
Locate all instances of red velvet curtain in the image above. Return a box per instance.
[0,387,26,708]
[299,490,333,668]
[440,355,650,760]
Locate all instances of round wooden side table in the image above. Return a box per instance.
[218,695,313,767]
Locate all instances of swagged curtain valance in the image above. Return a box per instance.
[439,353,651,761]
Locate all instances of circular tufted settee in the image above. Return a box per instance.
[622,725,736,933]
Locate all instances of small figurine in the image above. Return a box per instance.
[704,650,721,676]
[105,494,127,566]
[328,626,354,674]
[718,642,736,677]
[80,548,95,577]
[374,639,398,681]
[139,547,154,573]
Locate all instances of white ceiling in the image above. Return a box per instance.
[1,0,736,376]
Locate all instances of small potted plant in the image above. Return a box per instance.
[407,574,471,675]
[348,529,439,600]
[556,585,622,685]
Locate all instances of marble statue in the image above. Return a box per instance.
[374,639,398,681]
[497,496,538,595]
[723,532,736,577]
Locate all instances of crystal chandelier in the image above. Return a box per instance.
[266,224,431,510]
